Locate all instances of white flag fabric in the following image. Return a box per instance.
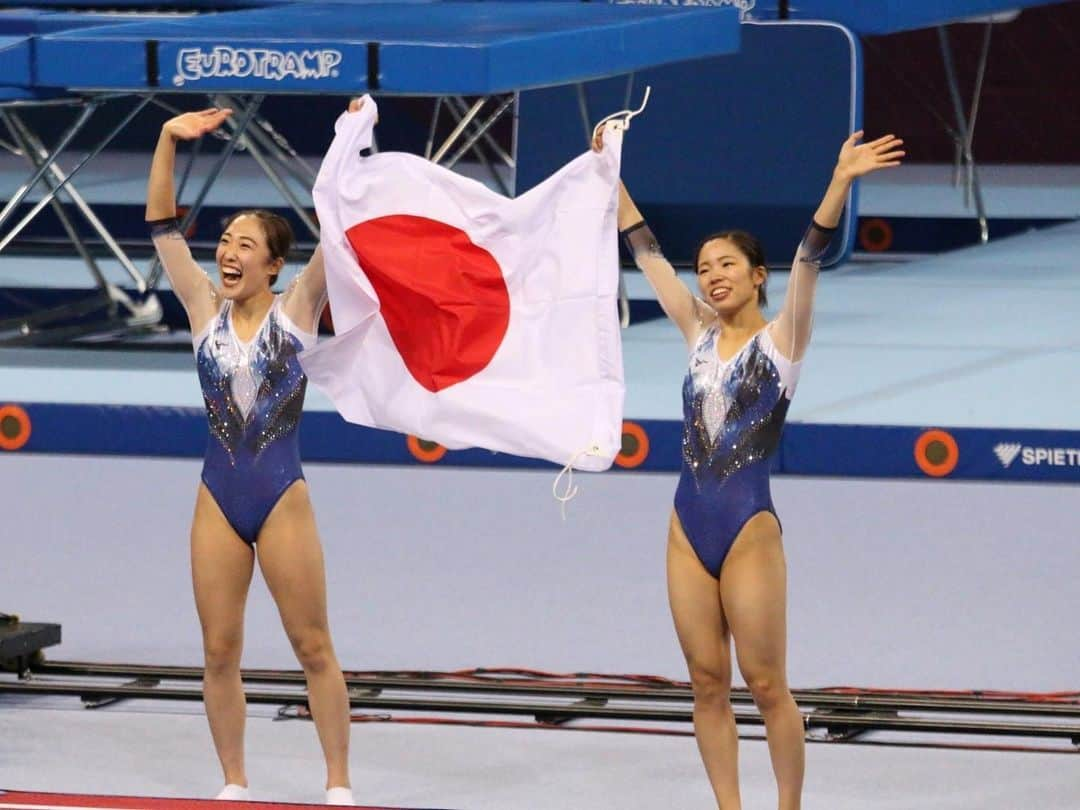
[301,96,624,471]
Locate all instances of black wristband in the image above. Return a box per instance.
[619,220,648,238]
[809,219,838,234]
[148,216,182,238]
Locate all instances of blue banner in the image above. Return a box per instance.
[4,402,1077,484]
[783,424,1080,484]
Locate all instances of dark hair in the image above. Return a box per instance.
[693,230,768,307]
[222,209,294,285]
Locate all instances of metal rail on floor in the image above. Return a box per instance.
[25,660,1080,719]
[1,660,1077,747]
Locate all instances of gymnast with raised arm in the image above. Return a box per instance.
[146,101,365,806]
[605,130,903,809]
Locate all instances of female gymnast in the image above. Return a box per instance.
[146,102,363,805]
[608,130,903,808]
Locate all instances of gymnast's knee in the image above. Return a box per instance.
[202,634,243,678]
[687,662,732,708]
[289,628,334,675]
[744,671,789,713]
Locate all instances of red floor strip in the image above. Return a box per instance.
[0,791,453,810]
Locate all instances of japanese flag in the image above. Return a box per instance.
[301,96,624,471]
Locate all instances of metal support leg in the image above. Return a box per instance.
[217,94,318,189]
[508,91,520,198]
[443,96,513,194]
[146,95,264,291]
[249,112,318,187]
[574,74,637,142]
[449,96,515,168]
[575,83,592,146]
[231,121,320,240]
[2,112,107,291]
[938,24,991,243]
[424,97,444,160]
[5,111,148,293]
[0,100,100,232]
[964,23,993,210]
[445,95,516,171]
[0,96,152,252]
[246,121,318,189]
[0,284,161,345]
[432,97,486,165]
[0,290,114,341]
[177,95,264,229]
[213,94,318,238]
[174,129,203,205]
[622,73,636,112]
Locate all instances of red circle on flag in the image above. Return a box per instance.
[346,215,511,393]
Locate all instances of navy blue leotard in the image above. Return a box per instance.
[195,298,316,544]
[673,325,798,575]
[625,219,834,576]
[151,217,322,546]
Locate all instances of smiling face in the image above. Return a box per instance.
[695,235,768,316]
[215,213,285,301]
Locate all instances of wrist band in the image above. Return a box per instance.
[148,216,181,237]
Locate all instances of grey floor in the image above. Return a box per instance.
[3,455,1079,807]
[3,694,1079,810]
[5,455,1079,689]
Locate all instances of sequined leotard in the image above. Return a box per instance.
[195,298,316,544]
[673,324,799,575]
[151,218,325,545]
[626,220,834,576]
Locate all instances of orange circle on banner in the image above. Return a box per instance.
[407,435,447,463]
[859,218,894,252]
[0,405,31,451]
[914,429,959,477]
[615,421,650,468]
